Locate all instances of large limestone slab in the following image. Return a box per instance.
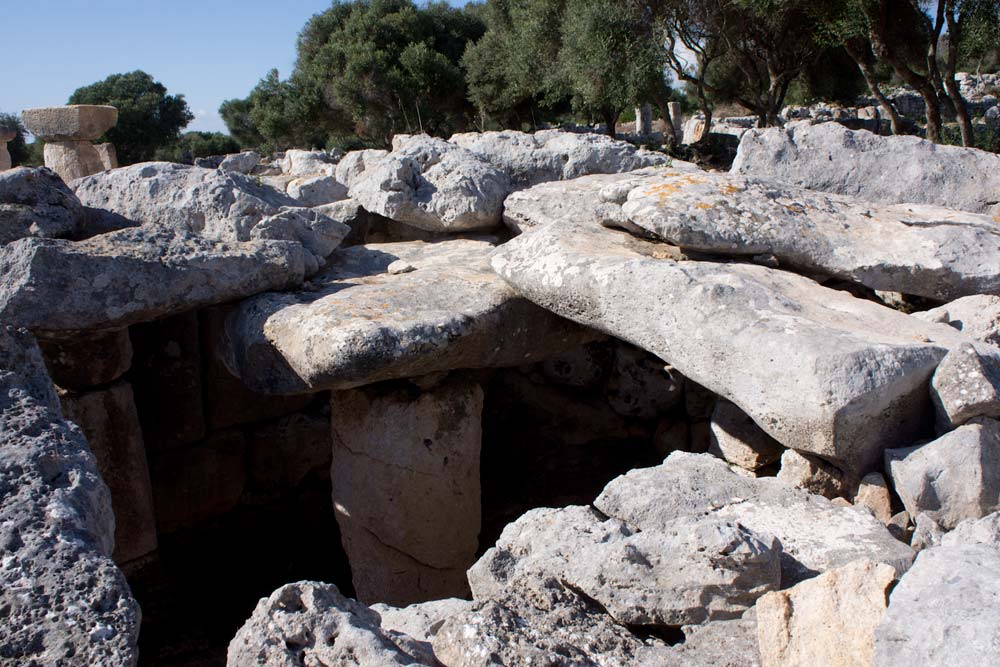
[874,545,1000,667]
[331,376,482,605]
[221,238,597,395]
[0,166,84,244]
[756,560,895,667]
[731,122,1000,217]
[0,327,139,666]
[621,170,1000,301]
[914,295,1000,348]
[0,225,306,335]
[469,505,781,627]
[449,129,669,188]
[228,581,435,667]
[22,105,118,142]
[348,135,509,232]
[491,218,984,474]
[594,453,914,583]
[73,162,349,273]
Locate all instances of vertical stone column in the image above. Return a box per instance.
[0,128,14,171]
[330,374,483,606]
[21,105,118,182]
[634,103,653,136]
[669,102,685,145]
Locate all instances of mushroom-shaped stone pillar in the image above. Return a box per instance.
[0,127,15,171]
[21,105,118,182]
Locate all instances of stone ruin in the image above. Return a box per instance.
[1,124,1000,666]
[21,104,119,181]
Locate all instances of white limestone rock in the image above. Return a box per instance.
[0,166,84,244]
[914,295,1000,349]
[930,343,1000,429]
[732,122,1000,216]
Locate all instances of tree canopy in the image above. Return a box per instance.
[69,70,194,165]
[0,113,31,167]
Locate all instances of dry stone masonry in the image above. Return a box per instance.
[3,125,1000,666]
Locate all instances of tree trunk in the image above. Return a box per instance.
[845,40,902,135]
[602,108,618,139]
[943,10,975,147]
[658,101,677,148]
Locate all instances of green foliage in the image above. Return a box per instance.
[219,97,265,149]
[941,121,1000,152]
[0,112,32,166]
[958,0,1000,72]
[68,70,194,165]
[154,132,242,164]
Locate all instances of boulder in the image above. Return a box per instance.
[854,472,895,524]
[218,150,260,174]
[664,612,760,667]
[73,162,349,273]
[371,598,474,645]
[0,225,307,336]
[594,452,914,584]
[21,105,118,142]
[39,328,132,390]
[220,238,597,395]
[0,327,139,666]
[449,129,669,187]
[335,149,390,189]
[942,511,1000,548]
[776,449,848,499]
[756,560,895,667]
[282,149,338,176]
[431,577,673,667]
[885,419,1000,530]
[731,122,1000,217]
[708,400,785,471]
[347,135,510,232]
[286,174,349,206]
[44,141,107,181]
[930,343,1000,429]
[330,375,483,605]
[621,169,1000,301]
[469,505,781,627]
[491,216,986,475]
[914,295,1000,348]
[874,545,1000,667]
[228,582,435,667]
[313,198,371,246]
[0,166,84,244]
[59,382,157,564]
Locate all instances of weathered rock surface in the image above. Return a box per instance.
[371,598,474,645]
[221,237,597,395]
[330,375,483,605]
[282,149,339,177]
[0,166,84,244]
[218,150,260,174]
[432,577,673,667]
[335,149,390,189]
[246,411,331,493]
[0,226,307,335]
[595,452,914,583]
[732,122,1000,216]
[757,560,895,667]
[855,472,895,524]
[469,505,781,627]
[228,582,435,667]
[931,343,1000,429]
[348,135,510,232]
[914,295,1000,348]
[874,545,1000,666]
[942,511,1000,548]
[885,419,1000,529]
[59,382,157,564]
[777,449,848,499]
[286,174,349,206]
[491,216,984,474]
[449,129,669,187]
[621,169,1000,301]
[501,165,698,235]
[709,400,784,471]
[605,344,683,418]
[0,327,139,666]
[73,162,349,272]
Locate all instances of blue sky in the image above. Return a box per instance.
[6,1,470,135]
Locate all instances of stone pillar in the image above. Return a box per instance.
[0,127,14,171]
[95,142,118,170]
[668,102,685,144]
[330,374,483,606]
[634,103,653,136]
[21,105,118,182]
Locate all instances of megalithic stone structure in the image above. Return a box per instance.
[21,105,118,182]
[0,127,15,171]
